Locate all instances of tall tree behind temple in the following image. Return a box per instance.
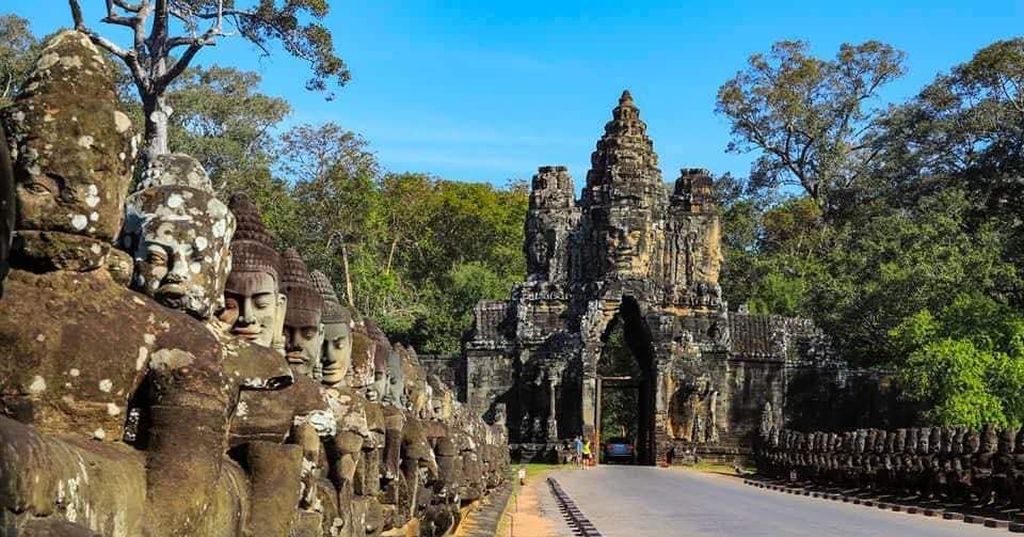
[168,66,291,188]
[874,38,1024,220]
[716,40,906,220]
[281,122,381,310]
[67,0,349,161]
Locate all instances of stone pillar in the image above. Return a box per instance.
[654,360,672,465]
[582,372,597,439]
[547,367,560,441]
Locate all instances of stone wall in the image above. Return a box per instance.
[757,424,1020,508]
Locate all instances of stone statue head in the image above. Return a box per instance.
[602,211,651,277]
[928,427,941,454]
[364,319,394,404]
[940,427,955,454]
[965,430,981,454]
[310,269,353,387]
[218,193,286,348]
[3,31,136,270]
[999,427,1016,454]
[980,424,998,454]
[894,429,906,453]
[916,428,929,454]
[874,430,887,453]
[951,428,964,455]
[279,248,323,377]
[122,154,234,319]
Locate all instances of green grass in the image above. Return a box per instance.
[681,461,754,475]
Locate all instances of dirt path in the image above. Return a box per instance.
[494,471,574,537]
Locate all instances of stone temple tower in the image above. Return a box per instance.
[525,166,578,284]
[461,91,838,465]
[579,90,667,283]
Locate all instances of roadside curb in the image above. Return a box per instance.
[548,477,604,537]
[741,477,1014,532]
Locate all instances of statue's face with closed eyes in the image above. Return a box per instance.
[122,155,235,320]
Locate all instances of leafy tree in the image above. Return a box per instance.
[68,0,350,160]
[894,293,1024,428]
[876,38,1024,217]
[717,40,906,218]
[810,189,1020,367]
[283,122,380,309]
[0,14,39,108]
[168,65,290,188]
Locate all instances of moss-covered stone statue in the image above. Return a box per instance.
[122,154,235,320]
[0,30,283,537]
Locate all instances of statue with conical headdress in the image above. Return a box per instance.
[219,193,287,352]
[311,269,353,386]
[280,248,324,379]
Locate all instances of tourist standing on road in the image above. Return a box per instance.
[582,438,592,467]
[573,436,583,468]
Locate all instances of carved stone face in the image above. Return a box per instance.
[123,160,234,320]
[125,207,233,318]
[285,318,323,378]
[605,224,646,274]
[4,31,136,244]
[220,271,286,348]
[321,320,353,386]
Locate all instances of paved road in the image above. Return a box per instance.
[550,466,997,537]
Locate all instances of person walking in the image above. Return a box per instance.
[573,436,583,468]
[582,438,592,468]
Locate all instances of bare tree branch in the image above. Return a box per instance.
[112,0,145,12]
[69,0,151,93]
[158,1,225,88]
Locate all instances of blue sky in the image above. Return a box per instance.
[10,1,1024,188]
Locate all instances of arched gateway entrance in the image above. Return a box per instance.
[591,298,657,465]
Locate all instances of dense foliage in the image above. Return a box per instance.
[718,38,1024,427]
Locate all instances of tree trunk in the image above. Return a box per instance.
[385,237,398,275]
[142,92,172,161]
[341,242,355,308]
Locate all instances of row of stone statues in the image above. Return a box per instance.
[0,30,507,537]
[757,425,1024,509]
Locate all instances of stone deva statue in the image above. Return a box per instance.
[0,30,509,537]
[311,269,354,386]
[2,31,136,274]
[280,248,324,378]
[122,154,235,320]
[0,30,282,537]
[218,193,287,351]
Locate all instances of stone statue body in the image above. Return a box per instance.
[0,31,296,537]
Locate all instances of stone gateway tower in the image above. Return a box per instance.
[463,91,841,464]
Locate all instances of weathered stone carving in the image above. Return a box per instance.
[311,269,354,387]
[759,423,1024,509]
[122,153,235,320]
[0,32,506,536]
[219,193,287,350]
[281,248,325,379]
[463,90,851,464]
